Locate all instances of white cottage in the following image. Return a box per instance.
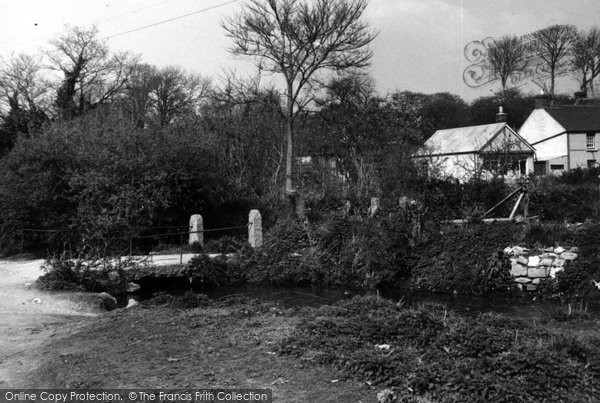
[415,121,535,181]
[518,101,600,175]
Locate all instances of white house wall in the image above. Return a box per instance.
[422,154,478,181]
[519,109,566,144]
[532,133,568,162]
[569,132,600,168]
[482,127,533,153]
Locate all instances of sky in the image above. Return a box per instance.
[1,0,600,102]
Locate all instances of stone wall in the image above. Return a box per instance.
[505,245,578,291]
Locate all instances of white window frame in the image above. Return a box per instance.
[587,133,595,150]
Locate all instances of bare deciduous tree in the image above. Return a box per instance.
[122,62,158,128]
[222,0,376,211]
[46,25,134,119]
[485,35,528,96]
[571,27,600,97]
[0,54,50,148]
[0,54,50,115]
[152,66,211,128]
[531,24,578,96]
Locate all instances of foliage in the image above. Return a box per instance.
[0,108,234,255]
[317,212,413,287]
[522,222,570,247]
[307,75,424,198]
[37,255,134,294]
[528,176,600,222]
[408,177,512,221]
[203,235,245,254]
[186,254,245,287]
[469,89,535,129]
[537,224,600,309]
[222,0,376,197]
[47,26,133,119]
[411,222,519,294]
[239,217,319,284]
[279,296,600,402]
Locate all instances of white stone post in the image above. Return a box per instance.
[189,214,203,246]
[368,197,380,217]
[248,209,263,248]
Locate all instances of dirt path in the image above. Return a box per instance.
[0,260,376,401]
[0,259,97,387]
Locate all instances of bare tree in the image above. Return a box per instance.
[571,27,600,97]
[485,35,528,96]
[152,66,211,128]
[46,25,134,119]
[122,62,158,128]
[222,0,376,210]
[531,24,578,96]
[0,54,50,116]
[0,54,50,148]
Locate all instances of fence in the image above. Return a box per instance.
[20,210,263,259]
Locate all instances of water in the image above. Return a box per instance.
[128,277,598,319]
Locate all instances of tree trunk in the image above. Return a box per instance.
[285,117,294,195]
[284,81,305,219]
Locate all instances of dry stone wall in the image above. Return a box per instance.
[505,245,578,291]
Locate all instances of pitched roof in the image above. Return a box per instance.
[422,122,507,155]
[544,106,600,132]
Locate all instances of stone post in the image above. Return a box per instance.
[248,209,263,248]
[189,214,203,246]
[368,197,380,217]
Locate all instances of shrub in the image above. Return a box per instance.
[317,212,413,287]
[185,254,245,286]
[38,255,132,294]
[536,223,600,308]
[411,222,519,294]
[0,109,242,256]
[528,179,600,222]
[203,235,245,253]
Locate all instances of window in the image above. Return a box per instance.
[587,134,595,149]
[534,161,547,176]
[588,160,599,169]
[550,164,564,171]
[418,160,428,176]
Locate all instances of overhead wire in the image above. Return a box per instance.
[104,0,238,40]
[96,0,177,26]
[0,0,237,52]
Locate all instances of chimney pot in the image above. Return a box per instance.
[495,106,507,123]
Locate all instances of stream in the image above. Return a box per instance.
[127,276,599,319]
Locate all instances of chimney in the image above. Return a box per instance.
[534,93,552,109]
[495,106,507,123]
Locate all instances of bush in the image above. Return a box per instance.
[203,235,245,253]
[185,254,245,286]
[237,208,417,288]
[38,256,132,294]
[411,222,519,294]
[0,109,243,256]
[529,180,600,222]
[536,223,600,309]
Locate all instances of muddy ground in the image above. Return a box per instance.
[0,259,376,402]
